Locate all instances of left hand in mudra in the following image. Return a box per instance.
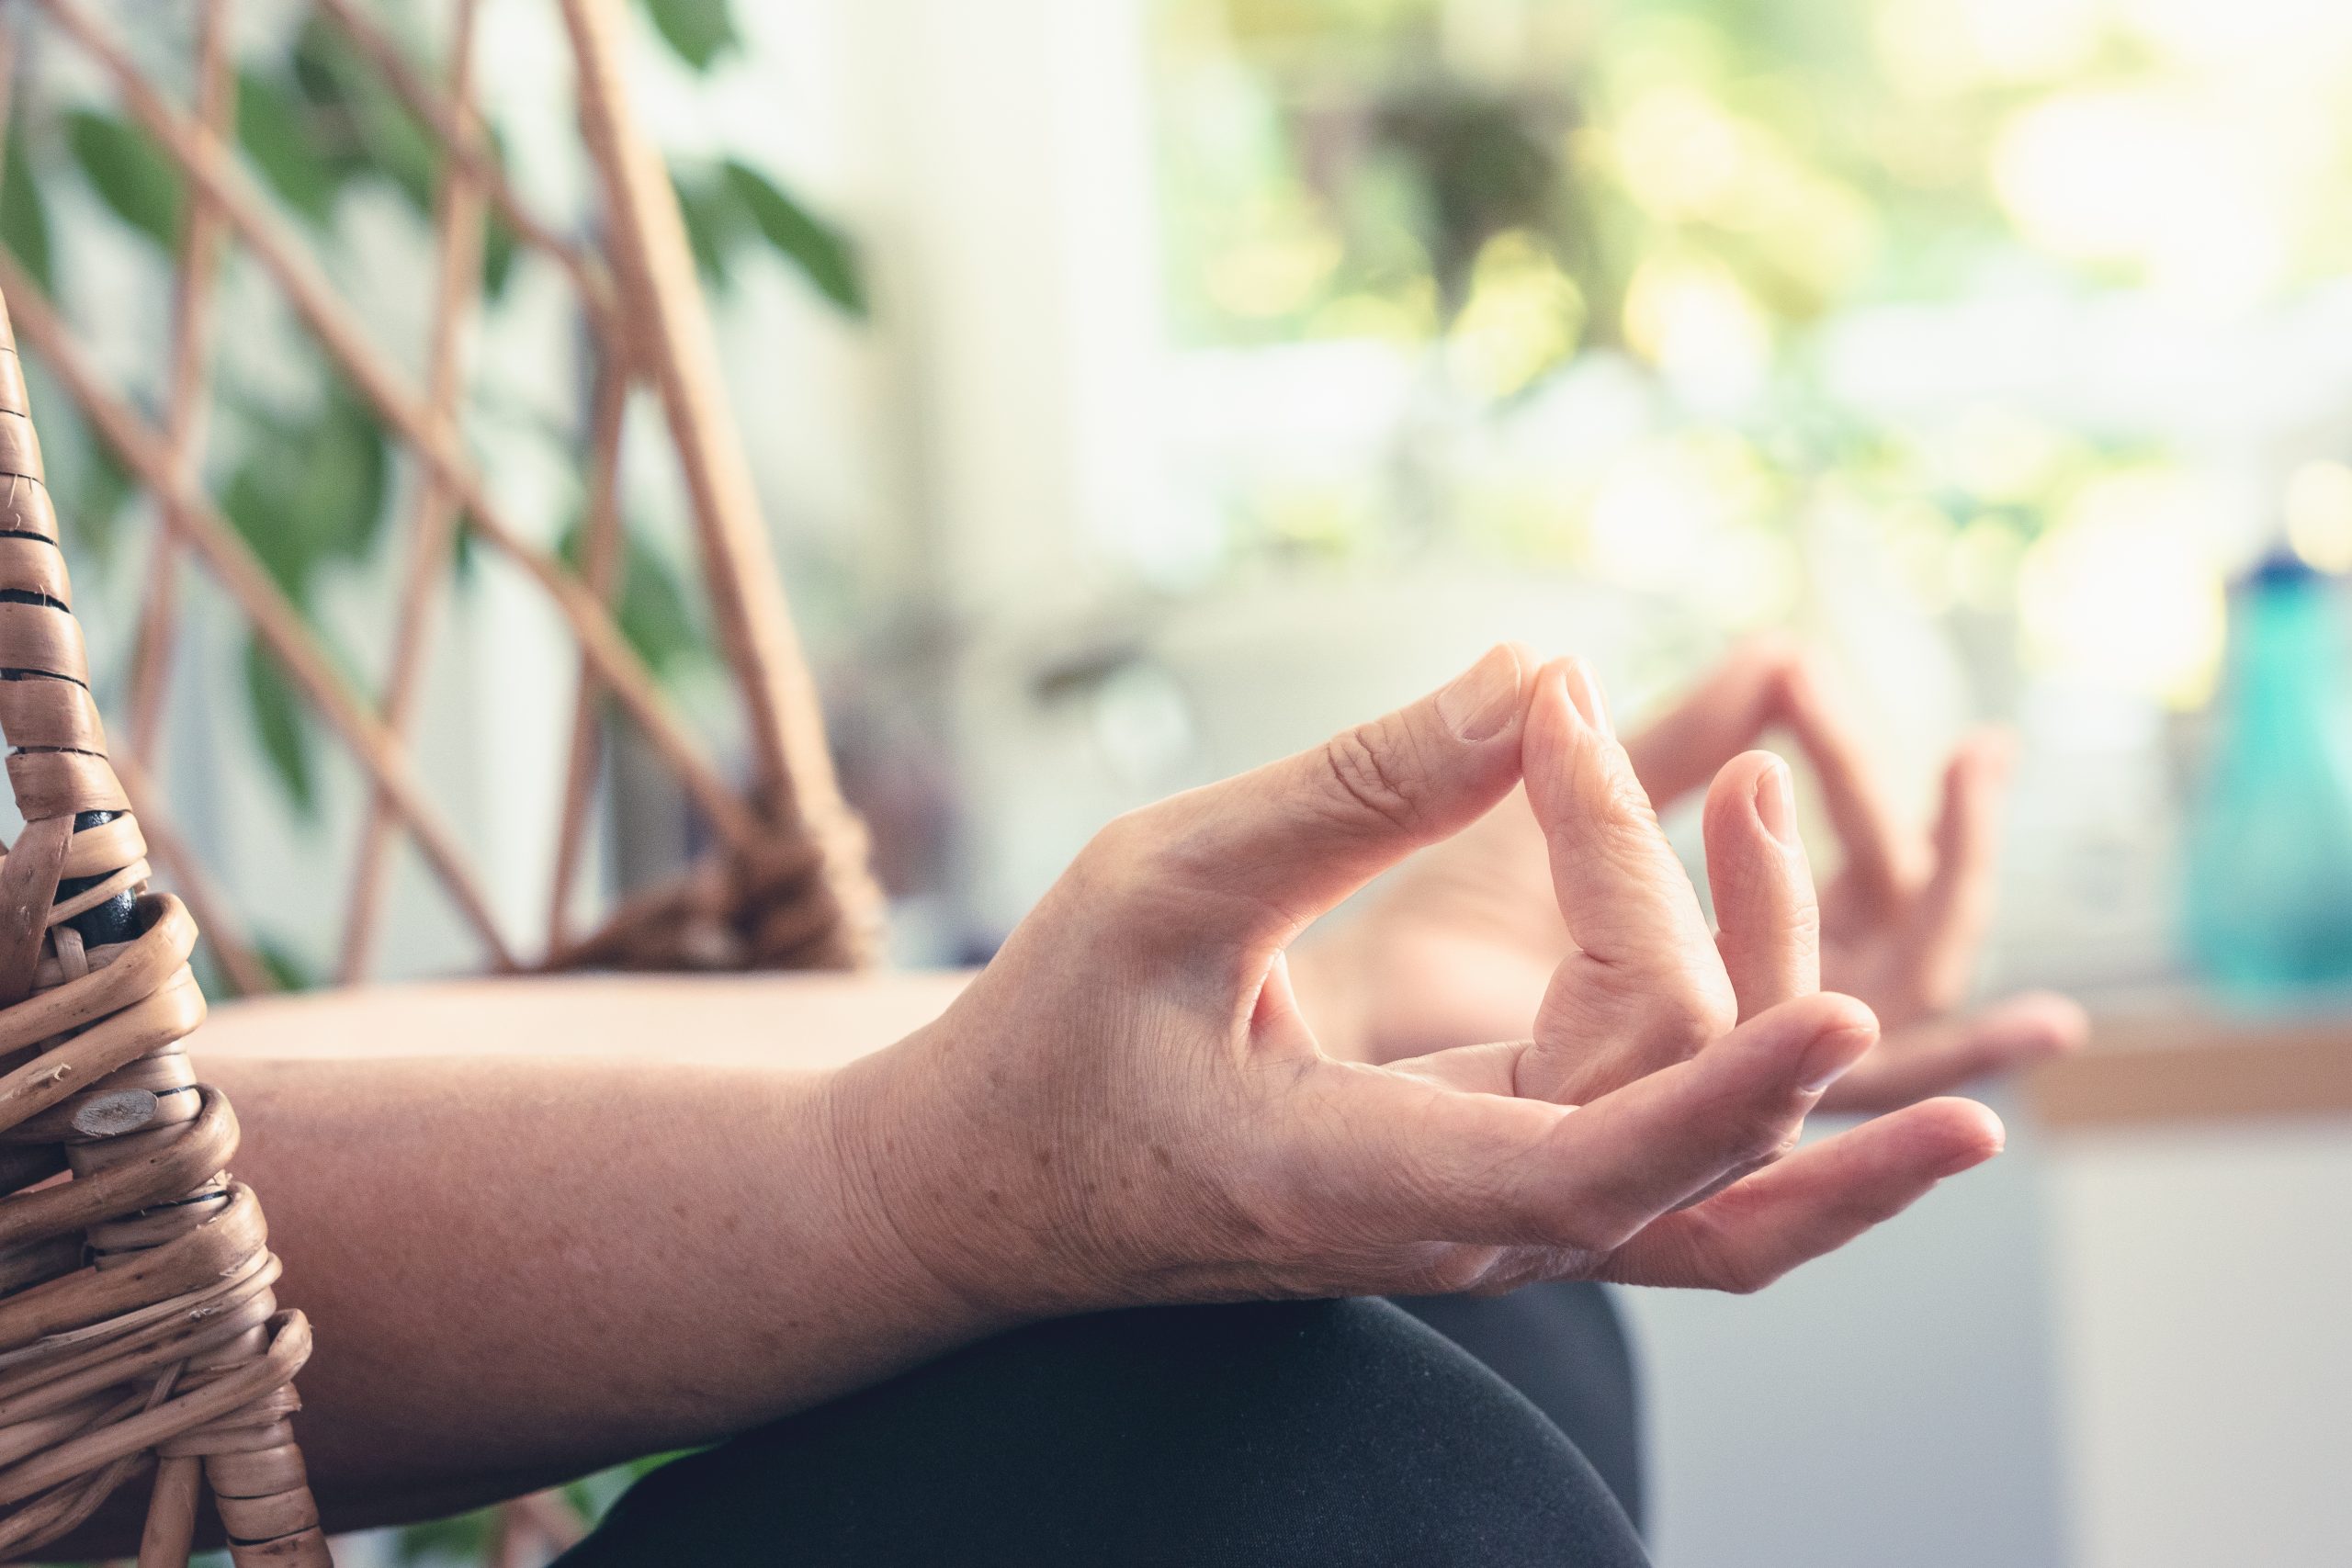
[1302,638,2086,1114]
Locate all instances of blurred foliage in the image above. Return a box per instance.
[1155,0,2015,363]
[0,121,51,290]
[216,382,390,816]
[674,157,868,316]
[0,0,862,852]
[1152,0,2352,700]
[386,1456,677,1565]
[1157,0,2352,361]
[243,639,320,818]
[559,513,713,678]
[63,107,183,249]
[0,2,860,1551]
[640,0,741,73]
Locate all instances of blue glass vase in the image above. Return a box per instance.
[2182,555,2352,996]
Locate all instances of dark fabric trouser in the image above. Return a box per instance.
[558,1284,1647,1567]
[1392,1280,1645,1532]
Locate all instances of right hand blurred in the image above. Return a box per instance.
[831,647,2003,1324]
[1311,638,2085,1113]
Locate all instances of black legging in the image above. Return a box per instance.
[1394,1281,1645,1531]
[558,1287,1647,1567]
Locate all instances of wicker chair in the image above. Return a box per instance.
[0,0,885,1561]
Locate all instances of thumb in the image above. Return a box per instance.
[1139,643,1534,951]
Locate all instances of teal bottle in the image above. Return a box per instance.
[2183,554,2352,995]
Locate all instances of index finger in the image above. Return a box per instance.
[1775,655,1920,908]
[1524,659,1718,976]
[1520,660,1736,1103]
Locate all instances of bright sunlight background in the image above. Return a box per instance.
[1146,0,2352,711]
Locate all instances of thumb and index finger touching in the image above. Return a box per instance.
[1516,655,1821,1102]
[1187,649,1992,1280]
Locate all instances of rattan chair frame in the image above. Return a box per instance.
[0,0,886,1562]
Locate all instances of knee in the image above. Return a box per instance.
[566,1298,1646,1568]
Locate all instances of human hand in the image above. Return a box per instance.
[831,648,2001,1323]
[1631,641,2086,1111]
[1314,639,2085,1114]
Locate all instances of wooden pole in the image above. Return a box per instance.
[561,0,882,964]
[126,0,232,776]
[339,0,490,984]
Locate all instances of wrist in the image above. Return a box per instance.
[820,1020,1115,1333]
[815,1036,1035,1342]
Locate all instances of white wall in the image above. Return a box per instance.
[2049,1119,2352,1568]
[1627,1090,2067,1568]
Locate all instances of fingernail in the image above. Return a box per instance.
[1755,759,1797,848]
[1939,1137,1999,1178]
[1796,1023,1871,1096]
[1436,645,1523,741]
[1562,660,1613,739]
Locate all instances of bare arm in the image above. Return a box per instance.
[58,650,1999,1553]
[201,968,974,1070]
[200,975,982,1529]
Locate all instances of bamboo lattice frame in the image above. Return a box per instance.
[0,0,887,1561]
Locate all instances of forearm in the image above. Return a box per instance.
[200,967,975,1069]
[190,972,989,1529]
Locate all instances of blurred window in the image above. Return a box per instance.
[1148,0,2352,707]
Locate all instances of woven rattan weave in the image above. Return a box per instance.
[0,299,323,1562]
[0,0,888,1561]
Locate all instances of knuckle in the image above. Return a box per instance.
[1674,1213,1781,1295]
[1470,1251,1560,1295]
[1644,983,1736,1059]
[1412,1247,1498,1297]
[1073,809,1161,893]
[1591,763,1665,839]
[1317,721,1427,835]
[1552,1196,1641,1258]
[1787,898,1825,955]
[1719,1247,1786,1296]
[1727,1106,1804,1169]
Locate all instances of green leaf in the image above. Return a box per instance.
[295,392,392,561]
[481,214,518,298]
[11,356,132,564]
[477,123,521,297]
[252,935,319,993]
[64,109,184,249]
[559,519,710,677]
[670,165,744,286]
[0,118,53,293]
[243,637,318,818]
[616,536,707,674]
[392,1505,499,1562]
[639,0,741,72]
[61,436,134,566]
[723,160,867,317]
[220,386,390,600]
[237,67,347,225]
[289,16,438,215]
